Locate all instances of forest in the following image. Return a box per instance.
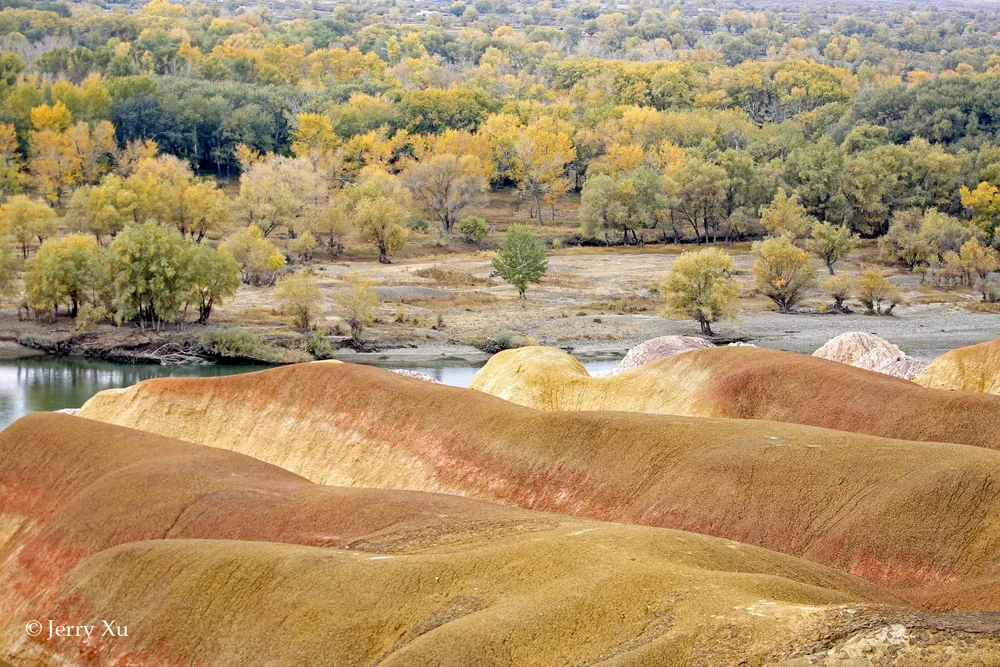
[2,0,1000,349]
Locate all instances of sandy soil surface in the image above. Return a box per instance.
[4,243,999,363]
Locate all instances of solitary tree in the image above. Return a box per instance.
[808,221,859,274]
[660,247,738,335]
[334,272,380,340]
[492,225,547,305]
[752,235,817,313]
[274,272,323,329]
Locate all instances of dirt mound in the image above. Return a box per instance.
[10,413,994,665]
[813,332,930,380]
[471,345,1000,450]
[614,335,714,374]
[915,339,1000,395]
[77,362,1000,604]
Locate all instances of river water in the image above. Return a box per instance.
[0,356,621,430]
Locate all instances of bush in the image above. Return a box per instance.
[200,327,311,364]
[456,215,489,244]
[274,272,324,329]
[224,224,285,286]
[306,330,333,358]
[288,231,318,263]
[75,303,109,331]
[475,331,536,354]
[409,219,430,233]
[976,278,1000,302]
[857,269,901,315]
[824,274,855,311]
[334,273,379,341]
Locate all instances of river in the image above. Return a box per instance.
[0,356,622,430]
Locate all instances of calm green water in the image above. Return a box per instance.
[0,356,621,430]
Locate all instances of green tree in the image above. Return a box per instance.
[187,244,241,324]
[343,168,411,264]
[456,215,489,244]
[752,235,817,313]
[24,234,104,317]
[106,221,192,329]
[579,167,662,245]
[492,225,548,305]
[274,272,323,329]
[660,247,738,336]
[808,222,859,274]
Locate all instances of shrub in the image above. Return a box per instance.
[976,278,1000,303]
[274,272,323,329]
[200,327,311,364]
[335,272,379,341]
[408,219,430,233]
[288,231,318,263]
[857,269,901,315]
[824,274,855,311]
[456,215,489,244]
[306,330,333,358]
[475,331,535,353]
[224,224,285,286]
[75,303,109,331]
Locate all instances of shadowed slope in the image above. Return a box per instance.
[915,339,1000,395]
[77,362,1000,603]
[7,413,990,666]
[471,345,1000,450]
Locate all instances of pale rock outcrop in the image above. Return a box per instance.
[613,335,714,374]
[813,332,929,380]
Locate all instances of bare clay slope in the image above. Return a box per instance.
[470,345,1000,450]
[77,362,1000,605]
[6,413,985,666]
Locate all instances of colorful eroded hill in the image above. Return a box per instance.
[75,361,1000,608]
[915,339,1000,395]
[8,413,995,665]
[470,345,1000,450]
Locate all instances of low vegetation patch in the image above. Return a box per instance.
[412,266,486,287]
[471,331,536,354]
[200,327,311,364]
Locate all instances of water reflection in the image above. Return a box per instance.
[0,358,269,429]
[0,355,622,429]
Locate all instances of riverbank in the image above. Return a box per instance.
[4,301,1000,366]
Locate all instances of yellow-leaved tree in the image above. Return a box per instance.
[660,247,739,335]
